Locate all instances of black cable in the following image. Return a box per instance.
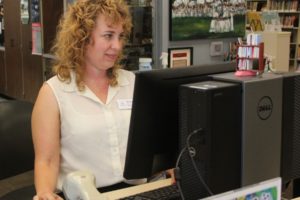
[176,146,187,169]
[175,146,187,200]
[174,128,214,199]
[186,128,214,196]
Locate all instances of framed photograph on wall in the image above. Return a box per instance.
[168,47,193,68]
[169,0,247,41]
[210,41,223,56]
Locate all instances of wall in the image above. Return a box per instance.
[153,0,237,68]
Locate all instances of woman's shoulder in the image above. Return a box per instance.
[118,69,135,80]
[47,74,59,82]
[47,75,64,88]
[46,75,60,86]
[117,69,135,87]
[46,74,76,92]
[118,69,135,77]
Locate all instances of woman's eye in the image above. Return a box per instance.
[104,34,113,39]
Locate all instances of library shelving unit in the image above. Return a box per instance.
[123,1,153,71]
[247,0,267,11]
[266,0,300,70]
[235,42,264,76]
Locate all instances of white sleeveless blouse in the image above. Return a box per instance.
[47,69,135,190]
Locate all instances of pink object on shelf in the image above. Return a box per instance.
[234,70,257,77]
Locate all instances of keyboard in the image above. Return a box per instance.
[120,184,181,200]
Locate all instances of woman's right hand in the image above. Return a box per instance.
[33,193,64,200]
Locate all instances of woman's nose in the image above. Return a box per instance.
[111,38,122,50]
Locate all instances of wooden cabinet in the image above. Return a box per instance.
[0,49,5,93]
[1,0,44,102]
[0,0,63,102]
[21,21,43,102]
[262,31,290,72]
[4,0,23,99]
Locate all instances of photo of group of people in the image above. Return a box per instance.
[170,0,246,40]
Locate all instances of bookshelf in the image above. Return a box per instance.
[247,0,267,12]
[236,42,264,76]
[266,0,300,70]
[122,2,153,71]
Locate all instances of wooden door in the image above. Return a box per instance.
[21,20,43,102]
[42,0,63,54]
[0,50,5,93]
[4,0,23,99]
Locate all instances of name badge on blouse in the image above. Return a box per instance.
[117,99,132,110]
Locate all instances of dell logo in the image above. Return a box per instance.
[188,147,196,157]
[257,96,273,120]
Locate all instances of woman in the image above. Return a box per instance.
[32,0,136,199]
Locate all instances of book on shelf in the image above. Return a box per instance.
[246,33,262,45]
[268,0,298,11]
[238,59,254,70]
[238,46,260,58]
[248,2,258,11]
[261,11,282,31]
[247,11,264,31]
[280,15,298,28]
[247,1,267,11]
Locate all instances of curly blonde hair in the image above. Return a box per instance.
[51,0,132,90]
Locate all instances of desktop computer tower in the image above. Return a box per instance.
[280,73,300,192]
[211,72,283,186]
[179,80,242,200]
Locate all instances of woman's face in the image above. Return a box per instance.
[84,15,125,72]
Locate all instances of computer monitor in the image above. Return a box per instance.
[123,62,236,179]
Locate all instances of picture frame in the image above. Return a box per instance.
[169,0,247,41]
[168,47,193,68]
[210,41,223,57]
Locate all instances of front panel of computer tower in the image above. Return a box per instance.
[211,73,283,186]
[281,73,300,184]
[179,81,242,200]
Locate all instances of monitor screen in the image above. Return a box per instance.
[123,62,236,179]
